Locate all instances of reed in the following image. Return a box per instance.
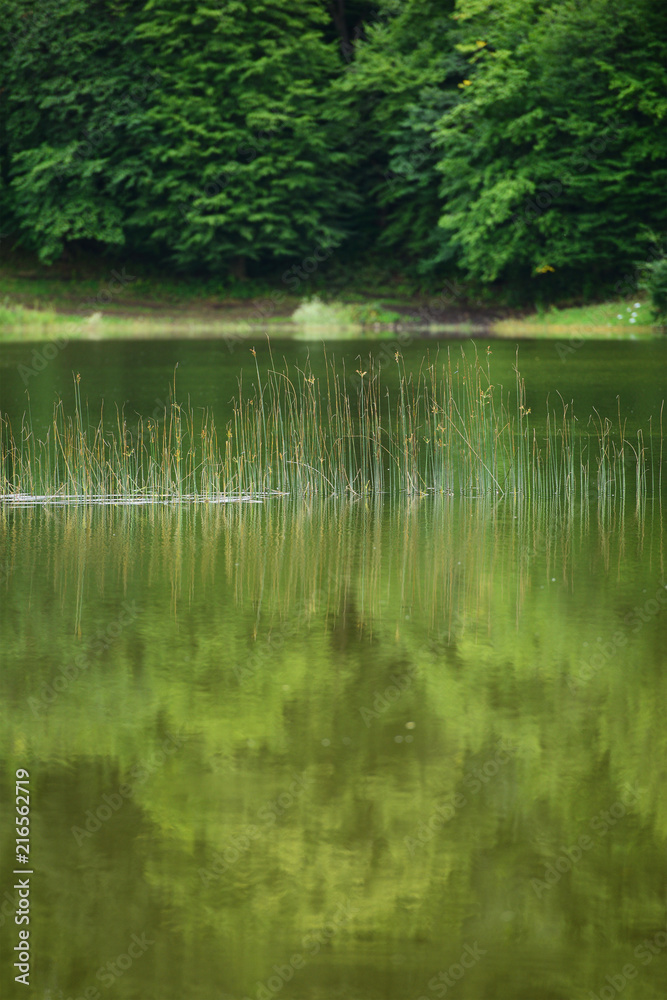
[0,348,663,503]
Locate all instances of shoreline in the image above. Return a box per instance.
[0,309,658,344]
[0,270,661,342]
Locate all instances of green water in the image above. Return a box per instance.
[1,338,666,440]
[1,338,666,1000]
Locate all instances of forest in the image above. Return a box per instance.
[1,0,666,304]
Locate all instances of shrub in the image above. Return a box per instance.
[640,253,667,326]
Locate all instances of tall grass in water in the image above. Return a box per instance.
[0,348,663,503]
[1,372,225,502]
[224,346,661,503]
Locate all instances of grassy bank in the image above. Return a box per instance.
[493,299,656,337]
[0,263,662,341]
[0,294,660,343]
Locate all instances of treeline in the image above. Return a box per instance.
[1,0,666,300]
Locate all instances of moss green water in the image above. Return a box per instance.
[0,339,666,999]
[1,496,666,1000]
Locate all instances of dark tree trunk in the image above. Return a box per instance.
[329,0,353,62]
[231,255,247,281]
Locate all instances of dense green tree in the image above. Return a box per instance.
[1,0,666,300]
[0,0,359,270]
[331,0,464,267]
[430,0,667,296]
[130,0,358,272]
[0,0,148,262]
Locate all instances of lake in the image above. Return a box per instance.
[1,336,666,1000]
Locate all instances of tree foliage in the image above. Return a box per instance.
[430,0,667,293]
[1,0,666,299]
[130,0,357,271]
[0,0,358,268]
[332,0,465,265]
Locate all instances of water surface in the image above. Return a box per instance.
[1,337,666,1000]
